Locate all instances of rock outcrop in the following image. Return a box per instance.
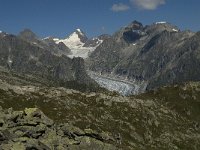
[0,79,200,149]
[0,107,116,149]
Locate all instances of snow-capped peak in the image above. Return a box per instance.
[0,31,2,33]
[53,28,88,49]
[52,29,107,59]
[75,28,85,36]
[76,28,81,32]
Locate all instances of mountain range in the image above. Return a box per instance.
[0,20,200,149]
[1,20,200,95]
[0,30,100,93]
[1,20,200,96]
[87,21,200,94]
[46,29,110,59]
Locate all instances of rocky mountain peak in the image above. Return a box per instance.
[18,29,38,41]
[128,20,143,30]
[69,28,88,43]
[98,34,111,40]
[75,28,84,35]
[83,34,111,47]
[144,22,180,35]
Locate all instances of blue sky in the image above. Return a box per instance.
[0,0,199,38]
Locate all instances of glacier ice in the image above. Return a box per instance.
[89,72,147,96]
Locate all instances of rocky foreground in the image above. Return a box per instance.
[0,77,200,149]
[0,107,116,149]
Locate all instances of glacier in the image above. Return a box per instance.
[88,72,147,96]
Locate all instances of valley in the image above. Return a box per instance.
[0,19,200,149]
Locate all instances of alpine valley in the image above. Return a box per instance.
[0,21,200,150]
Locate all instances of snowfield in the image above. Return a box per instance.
[155,21,167,24]
[53,29,102,58]
[67,47,96,59]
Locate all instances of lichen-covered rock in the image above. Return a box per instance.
[0,108,116,150]
[1,81,200,149]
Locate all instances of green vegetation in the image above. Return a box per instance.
[0,82,200,149]
[135,82,200,122]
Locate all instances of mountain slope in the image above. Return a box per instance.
[0,78,200,149]
[19,29,71,56]
[87,21,199,93]
[0,32,99,92]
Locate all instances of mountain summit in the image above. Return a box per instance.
[74,28,88,43]
[18,29,38,41]
[55,29,88,49]
[52,29,109,58]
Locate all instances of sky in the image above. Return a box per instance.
[0,0,199,38]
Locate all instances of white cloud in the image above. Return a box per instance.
[111,3,130,12]
[130,0,166,10]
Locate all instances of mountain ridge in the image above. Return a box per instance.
[0,32,100,92]
[87,20,199,94]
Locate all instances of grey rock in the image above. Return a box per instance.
[0,108,116,150]
[88,21,199,93]
[0,33,99,92]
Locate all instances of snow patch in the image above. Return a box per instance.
[0,31,2,33]
[76,29,81,32]
[43,36,51,40]
[8,60,12,63]
[67,47,96,59]
[53,38,60,42]
[7,56,13,67]
[76,28,84,36]
[155,21,167,24]
[172,28,179,32]
[99,39,103,44]
[133,43,137,46]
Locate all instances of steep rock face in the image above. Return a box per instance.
[88,38,126,72]
[83,34,111,48]
[87,21,146,73]
[19,29,71,56]
[0,33,98,91]
[75,28,88,43]
[88,21,198,92]
[43,37,71,55]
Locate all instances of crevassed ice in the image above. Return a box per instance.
[89,72,147,96]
